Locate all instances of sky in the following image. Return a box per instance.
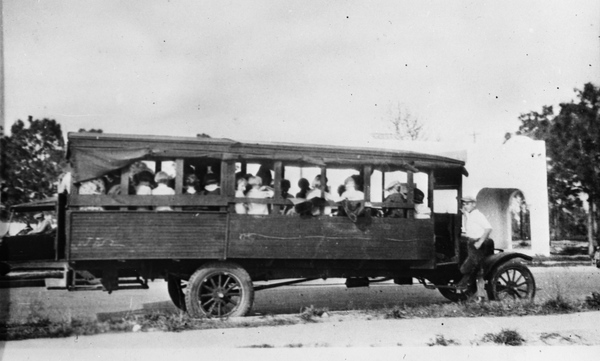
[3,0,599,147]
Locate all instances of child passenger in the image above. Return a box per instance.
[235,177,248,214]
[246,176,274,215]
[152,171,175,211]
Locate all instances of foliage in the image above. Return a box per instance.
[78,128,103,133]
[427,334,460,346]
[516,83,600,245]
[387,103,426,141]
[1,117,65,215]
[585,292,600,309]
[482,329,525,346]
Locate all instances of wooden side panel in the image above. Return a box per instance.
[227,215,434,260]
[68,211,227,260]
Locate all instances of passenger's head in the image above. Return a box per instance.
[312,175,328,188]
[414,188,425,204]
[256,165,273,186]
[185,174,199,188]
[281,179,291,193]
[135,170,154,185]
[337,185,346,197]
[248,176,262,188]
[203,173,219,186]
[298,178,310,190]
[237,177,248,190]
[154,171,170,185]
[386,180,401,193]
[344,176,356,189]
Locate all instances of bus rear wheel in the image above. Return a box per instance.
[185,262,254,318]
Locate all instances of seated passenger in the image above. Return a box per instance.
[235,177,248,214]
[79,178,106,210]
[383,181,408,218]
[281,179,294,215]
[306,175,337,216]
[135,170,154,210]
[296,178,310,199]
[414,188,432,219]
[340,176,364,201]
[201,173,221,195]
[184,174,200,194]
[339,176,365,221]
[152,171,175,211]
[27,212,53,234]
[246,176,274,215]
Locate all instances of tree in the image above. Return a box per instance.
[387,103,426,141]
[517,83,600,254]
[1,116,65,215]
[78,128,103,133]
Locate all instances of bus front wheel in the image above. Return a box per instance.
[185,262,254,318]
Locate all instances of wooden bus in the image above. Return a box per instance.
[27,132,537,317]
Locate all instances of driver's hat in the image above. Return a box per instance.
[461,196,477,203]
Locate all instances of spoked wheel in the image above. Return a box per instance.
[167,275,188,311]
[486,260,536,301]
[436,276,475,302]
[185,262,254,318]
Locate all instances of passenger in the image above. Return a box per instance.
[256,165,273,187]
[199,173,221,211]
[235,177,248,214]
[27,212,53,234]
[281,179,294,215]
[79,178,106,210]
[184,174,200,194]
[201,173,221,195]
[246,176,274,215]
[339,176,365,221]
[152,171,175,211]
[383,181,408,218]
[413,188,431,219]
[296,178,310,199]
[306,175,337,216]
[340,176,364,201]
[134,170,154,210]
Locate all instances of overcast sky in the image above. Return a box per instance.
[3,0,599,146]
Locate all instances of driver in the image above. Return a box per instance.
[28,212,53,235]
[456,196,493,301]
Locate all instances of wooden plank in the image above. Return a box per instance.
[69,212,227,260]
[227,215,434,260]
[174,159,184,211]
[272,161,282,215]
[120,167,130,211]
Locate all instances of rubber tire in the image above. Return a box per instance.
[486,260,536,301]
[167,275,187,311]
[436,276,475,303]
[185,262,254,318]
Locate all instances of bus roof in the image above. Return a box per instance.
[67,132,466,182]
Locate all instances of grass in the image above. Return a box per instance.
[427,334,460,346]
[482,329,525,346]
[3,291,599,341]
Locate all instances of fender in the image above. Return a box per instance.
[481,251,533,279]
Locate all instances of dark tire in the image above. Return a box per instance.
[167,275,187,311]
[185,262,254,318]
[486,260,536,301]
[437,276,475,302]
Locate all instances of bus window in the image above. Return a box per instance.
[433,189,459,214]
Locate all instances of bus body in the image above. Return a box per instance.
[10,132,537,317]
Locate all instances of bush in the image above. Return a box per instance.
[482,329,525,346]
